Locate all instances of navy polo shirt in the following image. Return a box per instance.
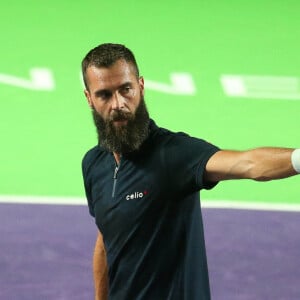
[82,120,220,300]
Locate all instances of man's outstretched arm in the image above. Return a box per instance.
[205,147,299,182]
[93,231,108,300]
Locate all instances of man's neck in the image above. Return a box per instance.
[113,152,121,165]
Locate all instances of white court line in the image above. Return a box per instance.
[0,195,300,212]
[0,195,86,206]
[203,200,300,212]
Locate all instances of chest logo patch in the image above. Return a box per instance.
[125,190,148,200]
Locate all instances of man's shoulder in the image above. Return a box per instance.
[82,145,106,171]
[149,120,190,143]
[151,121,218,153]
[152,125,197,148]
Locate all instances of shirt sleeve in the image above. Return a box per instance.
[164,133,220,193]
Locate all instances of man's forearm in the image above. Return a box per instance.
[93,232,108,300]
[241,147,297,181]
[206,147,299,182]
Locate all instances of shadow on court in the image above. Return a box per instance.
[0,203,299,300]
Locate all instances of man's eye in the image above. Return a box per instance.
[121,86,132,95]
[98,92,111,100]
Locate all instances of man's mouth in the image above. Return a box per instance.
[112,119,128,126]
[110,112,131,124]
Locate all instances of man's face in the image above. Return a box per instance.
[84,59,150,153]
[84,59,144,123]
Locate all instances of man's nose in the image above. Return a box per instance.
[111,92,125,110]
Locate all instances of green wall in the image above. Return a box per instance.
[0,1,299,203]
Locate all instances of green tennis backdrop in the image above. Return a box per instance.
[0,1,299,204]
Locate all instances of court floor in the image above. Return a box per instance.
[1,201,299,300]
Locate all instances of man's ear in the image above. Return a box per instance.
[139,76,145,96]
[84,89,94,109]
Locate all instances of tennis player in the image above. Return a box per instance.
[81,43,300,300]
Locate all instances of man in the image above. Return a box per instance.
[81,43,299,300]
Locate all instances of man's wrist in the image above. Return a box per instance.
[291,149,300,174]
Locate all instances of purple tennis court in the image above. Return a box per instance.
[1,202,299,299]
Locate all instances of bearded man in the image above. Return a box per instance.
[81,43,300,300]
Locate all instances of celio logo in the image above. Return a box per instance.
[125,191,148,200]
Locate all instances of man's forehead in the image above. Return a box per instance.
[85,60,138,90]
[88,60,135,79]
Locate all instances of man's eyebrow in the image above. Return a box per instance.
[119,81,133,88]
[94,89,111,97]
[94,82,133,95]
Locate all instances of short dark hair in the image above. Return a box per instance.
[81,43,140,89]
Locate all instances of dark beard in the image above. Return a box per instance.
[92,96,150,154]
